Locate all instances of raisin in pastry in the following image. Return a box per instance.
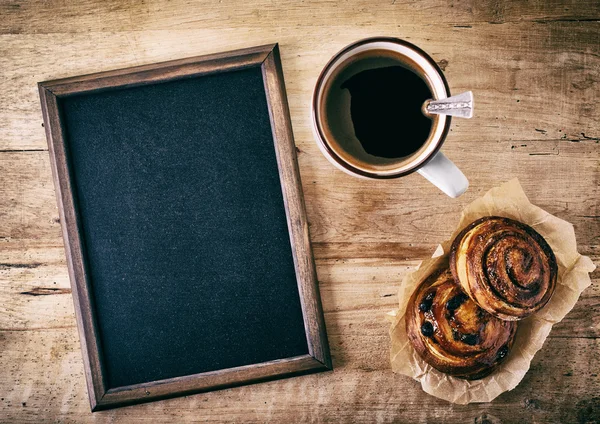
[405,267,517,380]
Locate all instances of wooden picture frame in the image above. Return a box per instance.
[38,44,331,411]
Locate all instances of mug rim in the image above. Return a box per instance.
[311,36,453,179]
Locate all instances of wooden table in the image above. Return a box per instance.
[1,1,598,422]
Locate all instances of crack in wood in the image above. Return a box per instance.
[529,152,559,156]
[549,335,600,340]
[0,325,76,332]
[0,149,47,153]
[20,287,72,296]
[533,17,600,24]
[0,262,43,269]
[580,133,600,141]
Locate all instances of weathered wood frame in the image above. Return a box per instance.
[38,44,331,412]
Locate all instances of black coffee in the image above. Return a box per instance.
[341,66,433,158]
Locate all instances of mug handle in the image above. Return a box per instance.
[417,151,468,198]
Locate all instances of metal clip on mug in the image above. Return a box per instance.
[311,37,473,198]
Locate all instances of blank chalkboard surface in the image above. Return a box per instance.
[39,44,331,411]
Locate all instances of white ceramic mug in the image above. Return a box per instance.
[311,37,470,198]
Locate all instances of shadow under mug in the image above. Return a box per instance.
[311,37,469,198]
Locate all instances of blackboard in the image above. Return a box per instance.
[39,44,331,411]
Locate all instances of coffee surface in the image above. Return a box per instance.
[341,65,433,158]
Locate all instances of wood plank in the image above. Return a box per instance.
[0,243,72,331]
[0,152,59,240]
[1,238,598,336]
[1,21,599,150]
[0,142,597,244]
[1,0,599,35]
[0,328,598,422]
[298,139,599,245]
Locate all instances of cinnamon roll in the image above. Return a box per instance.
[405,267,517,380]
[450,216,558,320]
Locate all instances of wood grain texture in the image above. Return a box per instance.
[38,83,106,411]
[2,23,599,150]
[262,45,331,368]
[1,0,599,422]
[1,0,599,33]
[41,44,273,96]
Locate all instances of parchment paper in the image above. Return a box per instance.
[387,179,596,404]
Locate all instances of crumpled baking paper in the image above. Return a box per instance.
[387,178,596,404]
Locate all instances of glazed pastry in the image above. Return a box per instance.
[405,267,517,380]
[450,216,558,321]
